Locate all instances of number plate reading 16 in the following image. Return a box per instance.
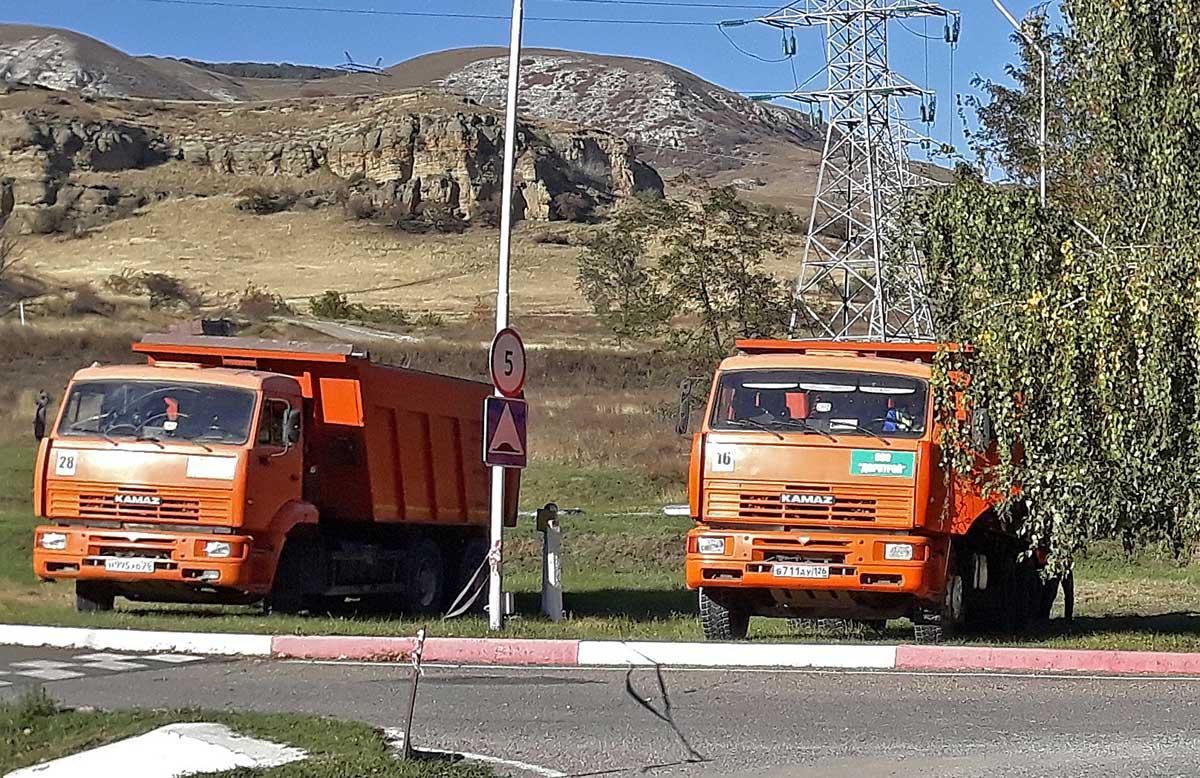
[103,558,156,574]
[772,563,830,579]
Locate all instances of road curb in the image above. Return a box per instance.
[3,624,1200,676]
[272,635,580,665]
[895,645,1200,675]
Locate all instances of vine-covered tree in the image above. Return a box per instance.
[920,0,1200,568]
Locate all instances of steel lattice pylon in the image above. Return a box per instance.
[756,2,958,342]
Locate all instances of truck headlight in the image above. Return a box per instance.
[203,541,232,558]
[39,532,67,551]
[884,543,914,561]
[696,536,728,555]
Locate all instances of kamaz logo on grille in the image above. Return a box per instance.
[781,493,836,506]
[114,493,162,507]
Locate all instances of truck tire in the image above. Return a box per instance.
[404,537,445,615]
[75,581,114,613]
[699,588,749,641]
[268,534,318,615]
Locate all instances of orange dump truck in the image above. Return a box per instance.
[33,335,516,614]
[685,340,1056,642]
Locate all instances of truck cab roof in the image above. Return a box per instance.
[70,364,299,393]
[719,339,962,380]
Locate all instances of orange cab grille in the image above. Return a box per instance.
[47,483,232,524]
[705,481,912,528]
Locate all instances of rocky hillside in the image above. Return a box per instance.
[0,25,821,182]
[388,48,820,176]
[0,84,662,234]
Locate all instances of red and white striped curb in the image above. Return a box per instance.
[2,624,1198,676]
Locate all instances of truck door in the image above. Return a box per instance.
[245,394,304,533]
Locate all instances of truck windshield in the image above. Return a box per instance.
[710,369,929,438]
[57,381,258,445]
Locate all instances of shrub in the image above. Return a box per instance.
[551,192,593,223]
[343,195,377,221]
[413,310,444,328]
[141,272,197,310]
[67,285,114,317]
[103,268,141,296]
[234,185,298,215]
[309,290,355,320]
[238,284,295,320]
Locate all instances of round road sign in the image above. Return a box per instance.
[490,327,526,397]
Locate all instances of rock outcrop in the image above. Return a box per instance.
[0,87,663,233]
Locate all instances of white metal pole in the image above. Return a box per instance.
[1038,47,1047,207]
[992,0,1047,206]
[18,300,26,326]
[489,0,525,632]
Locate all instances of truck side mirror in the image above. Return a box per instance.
[676,376,706,436]
[285,408,302,446]
[970,407,993,450]
[33,390,50,443]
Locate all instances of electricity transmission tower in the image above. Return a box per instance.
[752,1,960,341]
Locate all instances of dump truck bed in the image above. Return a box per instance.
[135,335,506,527]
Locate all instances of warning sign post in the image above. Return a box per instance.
[484,397,528,469]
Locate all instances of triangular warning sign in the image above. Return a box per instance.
[488,402,525,456]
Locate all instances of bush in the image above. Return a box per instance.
[309,290,355,320]
[551,192,594,223]
[67,285,114,317]
[234,185,298,215]
[103,268,141,296]
[343,195,377,221]
[141,272,198,310]
[413,310,444,328]
[238,284,295,320]
[309,290,408,326]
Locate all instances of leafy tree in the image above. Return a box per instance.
[577,187,794,358]
[918,0,1200,568]
[576,205,673,347]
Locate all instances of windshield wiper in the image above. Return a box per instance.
[772,418,838,443]
[727,418,784,440]
[831,422,892,446]
[136,435,165,449]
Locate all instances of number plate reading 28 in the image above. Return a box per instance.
[772,563,830,580]
[103,558,156,574]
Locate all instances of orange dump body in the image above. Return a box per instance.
[33,335,516,606]
[686,340,992,622]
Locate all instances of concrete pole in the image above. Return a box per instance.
[489,0,525,632]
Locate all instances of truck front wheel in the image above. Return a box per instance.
[699,588,749,641]
[75,581,115,613]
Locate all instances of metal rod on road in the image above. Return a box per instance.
[399,627,426,760]
[490,0,525,631]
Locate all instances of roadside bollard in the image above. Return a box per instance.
[537,503,563,622]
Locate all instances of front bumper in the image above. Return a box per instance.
[33,524,269,593]
[685,526,948,602]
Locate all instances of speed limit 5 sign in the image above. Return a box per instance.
[490,327,526,397]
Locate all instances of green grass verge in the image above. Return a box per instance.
[3,444,1200,650]
[1,689,490,776]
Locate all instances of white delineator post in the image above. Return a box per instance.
[489,0,525,632]
[538,504,563,622]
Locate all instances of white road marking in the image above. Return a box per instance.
[12,667,85,681]
[74,653,140,662]
[144,654,205,664]
[79,660,149,671]
[383,728,566,778]
[11,660,77,670]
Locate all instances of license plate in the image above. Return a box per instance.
[772,563,830,579]
[103,558,156,574]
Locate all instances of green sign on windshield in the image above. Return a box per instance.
[850,449,915,478]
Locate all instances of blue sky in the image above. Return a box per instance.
[4,0,1056,165]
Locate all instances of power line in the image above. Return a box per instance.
[718,24,792,63]
[554,0,778,9]
[129,0,726,26]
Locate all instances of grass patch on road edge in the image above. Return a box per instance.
[0,689,491,776]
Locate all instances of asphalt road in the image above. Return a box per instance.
[4,645,1200,777]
